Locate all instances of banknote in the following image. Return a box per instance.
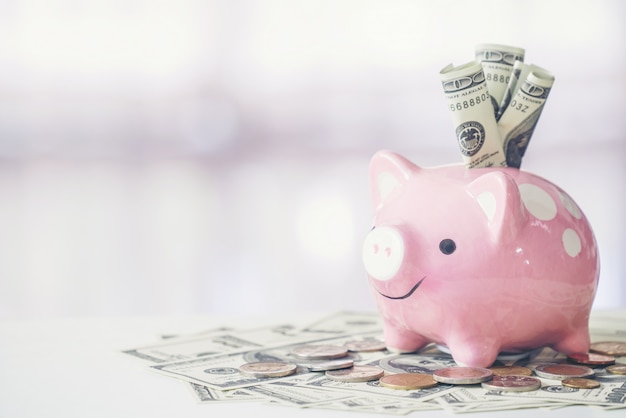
[243,379,354,408]
[300,371,457,404]
[317,396,442,415]
[123,311,382,363]
[149,331,389,390]
[122,324,303,363]
[187,382,261,403]
[497,61,550,121]
[440,61,507,168]
[475,43,525,116]
[498,70,555,168]
[121,311,626,414]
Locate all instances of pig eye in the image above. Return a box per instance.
[439,239,456,255]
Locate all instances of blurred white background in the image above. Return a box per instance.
[0,0,624,319]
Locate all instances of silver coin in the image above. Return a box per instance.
[325,365,385,382]
[238,361,297,378]
[534,364,594,380]
[481,375,542,392]
[344,340,387,352]
[432,367,493,385]
[297,358,354,372]
[291,344,349,360]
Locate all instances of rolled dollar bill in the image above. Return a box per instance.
[498,61,550,121]
[498,70,555,168]
[440,61,507,168]
[475,43,525,117]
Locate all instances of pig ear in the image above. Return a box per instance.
[466,171,527,242]
[369,150,419,208]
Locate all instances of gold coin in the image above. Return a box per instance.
[379,373,438,390]
[590,341,626,357]
[606,364,626,375]
[488,365,533,377]
[561,377,601,389]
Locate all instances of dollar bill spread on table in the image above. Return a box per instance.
[121,311,626,415]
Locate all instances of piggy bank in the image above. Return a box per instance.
[362,150,600,367]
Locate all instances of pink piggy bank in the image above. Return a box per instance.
[362,150,600,367]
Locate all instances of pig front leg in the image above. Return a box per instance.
[382,318,430,353]
[446,335,501,368]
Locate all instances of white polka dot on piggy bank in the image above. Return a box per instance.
[363,151,599,368]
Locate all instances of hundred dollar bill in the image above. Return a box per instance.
[498,70,555,168]
[498,61,550,121]
[475,43,525,116]
[149,331,388,390]
[440,61,507,168]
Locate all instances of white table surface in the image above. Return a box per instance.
[1,310,624,418]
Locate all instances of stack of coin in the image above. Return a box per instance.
[325,365,385,383]
[238,361,298,378]
[533,364,595,380]
[432,367,493,385]
[287,344,353,372]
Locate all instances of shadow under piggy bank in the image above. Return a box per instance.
[362,150,600,368]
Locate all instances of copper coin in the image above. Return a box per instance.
[379,373,438,390]
[606,364,626,375]
[562,377,601,389]
[481,375,542,392]
[291,344,348,360]
[239,361,297,378]
[488,365,533,377]
[344,340,387,352]
[432,367,493,385]
[534,364,594,380]
[325,365,385,382]
[590,341,626,357]
[567,352,616,366]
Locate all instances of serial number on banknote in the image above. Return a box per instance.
[508,100,530,113]
[485,73,511,84]
[448,93,490,112]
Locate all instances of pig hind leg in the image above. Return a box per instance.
[551,326,591,355]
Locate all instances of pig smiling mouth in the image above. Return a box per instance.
[378,277,426,300]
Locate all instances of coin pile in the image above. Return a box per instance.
[441,43,554,169]
[122,311,626,415]
[238,340,388,381]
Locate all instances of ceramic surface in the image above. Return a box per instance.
[363,151,600,367]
